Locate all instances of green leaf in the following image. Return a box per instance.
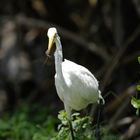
[131,97,140,109]
[136,109,139,116]
[138,56,140,64]
[58,110,68,125]
[137,85,140,91]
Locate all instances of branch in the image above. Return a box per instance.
[101,25,140,91]
[14,15,110,61]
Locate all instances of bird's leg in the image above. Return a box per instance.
[68,119,75,140]
[95,98,104,140]
[64,103,75,140]
[95,106,101,140]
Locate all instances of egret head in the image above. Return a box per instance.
[46,27,57,57]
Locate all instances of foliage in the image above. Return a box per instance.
[0,106,120,140]
[0,105,57,140]
[56,111,93,140]
[138,57,140,64]
[55,110,120,140]
[131,57,140,116]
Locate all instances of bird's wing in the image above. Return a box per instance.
[62,59,99,87]
[62,59,99,104]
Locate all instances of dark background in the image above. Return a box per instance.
[0,0,140,139]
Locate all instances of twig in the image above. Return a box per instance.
[105,85,136,114]
[14,15,110,61]
[101,25,140,91]
[121,51,140,65]
[105,85,136,129]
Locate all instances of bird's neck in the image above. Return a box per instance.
[54,36,65,81]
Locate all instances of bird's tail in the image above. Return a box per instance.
[98,90,105,105]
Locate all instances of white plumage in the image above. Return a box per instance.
[55,59,99,109]
[46,27,104,120]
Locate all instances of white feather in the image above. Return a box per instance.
[55,59,99,111]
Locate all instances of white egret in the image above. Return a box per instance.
[46,27,104,140]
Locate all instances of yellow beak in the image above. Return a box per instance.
[46,36,55,57]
